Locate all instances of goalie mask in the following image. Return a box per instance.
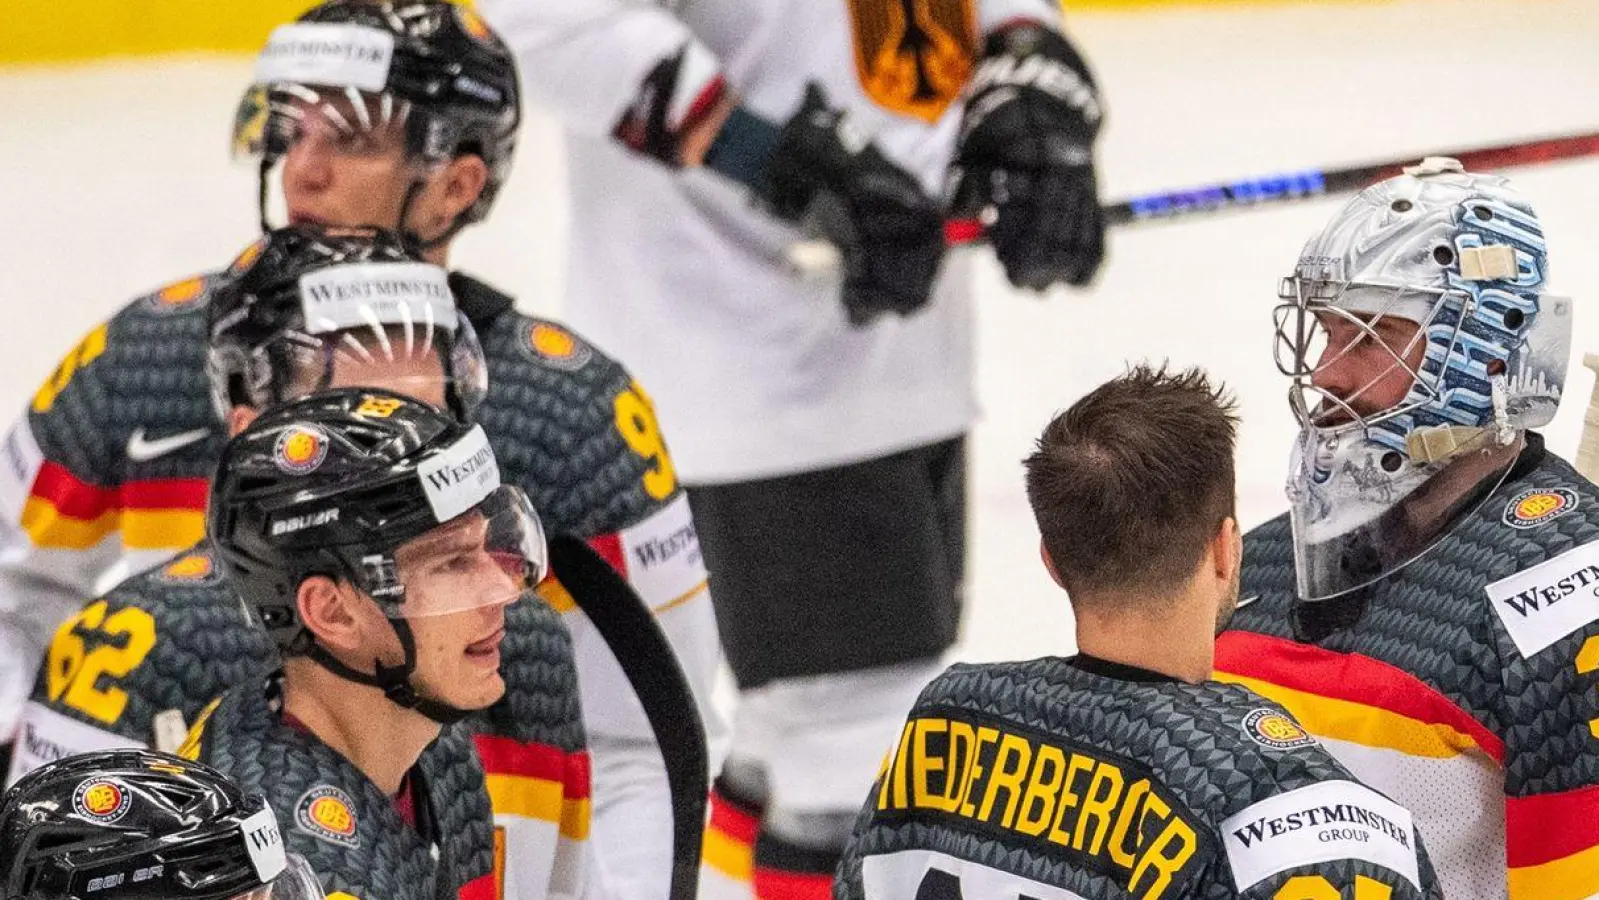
[207,224,488,421]
[1273,159,1571,600]
[232,0,520,248]
[208,389,546,724]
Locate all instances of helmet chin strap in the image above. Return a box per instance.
[305,617,472,726]
[396,178,468,255]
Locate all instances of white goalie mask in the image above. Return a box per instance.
[1272,159,1572,600]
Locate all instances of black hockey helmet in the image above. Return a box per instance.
[232,0,521,245]
[206,224,488,421]
[0,750,322,900]
[207,388,545,722]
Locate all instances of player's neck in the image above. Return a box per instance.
[1071,593,1216,684]
[280,658,442,796]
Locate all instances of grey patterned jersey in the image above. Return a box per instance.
[9,539,602,898]
[1217,436,1599,900]
[3,267,717,748]
[180,674,496,900]
[835,657,1442,900]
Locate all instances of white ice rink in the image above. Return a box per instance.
[3,0,1598,664]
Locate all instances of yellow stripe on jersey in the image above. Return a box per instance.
[702,825,755,881]
[1509,842,1599,900]
[22,502,204,551]
[1215,673,1487,760]
[483,773,591,841]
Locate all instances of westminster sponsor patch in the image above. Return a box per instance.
[239,805,288,883]
[1241,708,1317,751]
[255,23,395,93]
[417,424,498,522]
[1485,539,1599,657]
[1221,780,1420,891]
[295,785,359,849]
[1502,487,1578,529]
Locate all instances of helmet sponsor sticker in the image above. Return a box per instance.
[1485,539,1599,658]
[1241,708,1317,751]
[417,424,499,523]
[239,805,288,883]
[294,785,359,849]
[255,23,395,93]
[298,262,457,336]
[73,778,133,823]
[274,425,329,475]
[1503,487,1578,530]
[1221,780,1420,892]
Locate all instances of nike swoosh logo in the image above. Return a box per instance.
[126,427,211,462]
[1236,595,1261,609]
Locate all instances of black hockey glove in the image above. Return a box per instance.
[949,23,1105,290]
[763,84,945,326]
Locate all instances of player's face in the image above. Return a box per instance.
[1308,311,1425,423]
[393,513,519,711]
[278,97,423,235]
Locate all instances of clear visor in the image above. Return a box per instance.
[207,275,489,418]
[371,485,547,619]
[1273,276,1459,431]
[233,82,428,166]
[233,854,324,900]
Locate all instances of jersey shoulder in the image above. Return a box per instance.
[20,272,223,495]
[31,545,271,744]
[476,301,679,536]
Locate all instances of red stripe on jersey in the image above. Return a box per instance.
[1506,782,1599,867]
[31,461,207,518]
[472,734,592,800]
[587,533,626,576]
[1216,631,1506,762]
[458,872,496,900]
[709,787,760,845]
[752,867,833,900]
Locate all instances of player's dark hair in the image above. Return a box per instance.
[1024,363,1238,603]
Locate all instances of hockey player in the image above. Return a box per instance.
[1215,160,1597,900]
[475,2,1106,894]
[837,365,1444,900]
[1,748,324,900]
[12,228,634,900]
[0,3,724,894]
[179,388,572,900]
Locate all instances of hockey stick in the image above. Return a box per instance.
[785,129,1599,271]
[545,535,708,900]
[1090,128,1599,228]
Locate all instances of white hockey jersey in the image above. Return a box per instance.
[479,0,1064,484]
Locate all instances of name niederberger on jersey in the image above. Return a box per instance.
[876,712,1201,900]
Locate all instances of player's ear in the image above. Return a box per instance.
[437,153,489,225]
[1211,516,1242,584]
[1039,538,1066,590]
[296,575,362,652]
[226,405,260,438]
